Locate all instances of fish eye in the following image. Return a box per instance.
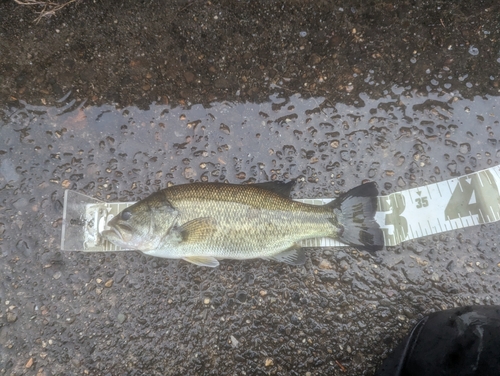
[121,210,132,221]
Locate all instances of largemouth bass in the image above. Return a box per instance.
[102,181,383,267]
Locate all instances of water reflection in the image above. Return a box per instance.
[1,90,498,199]
[0,89,499,374]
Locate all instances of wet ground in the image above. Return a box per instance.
[1,1,500,375]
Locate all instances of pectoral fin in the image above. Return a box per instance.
[182,256,220,267]
[178,217,217,243]
[263,246,307,265]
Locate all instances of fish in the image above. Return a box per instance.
[101,181,384,267]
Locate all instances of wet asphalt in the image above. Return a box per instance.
[1,1,500,375]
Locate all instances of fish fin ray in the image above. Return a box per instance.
[183,256,220,267]
[252,180,296,198]
[263,246,306,265]
[178,217,217,243]
[328,182,384,252]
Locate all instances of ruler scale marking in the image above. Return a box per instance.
[436,181,443,197]
[426,185,432,200]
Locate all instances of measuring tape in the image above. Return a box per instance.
[61,165,500,252]
[375,167,500,247]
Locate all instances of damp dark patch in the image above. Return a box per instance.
[0,1,499,108]
[1,1,500,375]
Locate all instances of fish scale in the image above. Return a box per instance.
[157,184,334,260]
[100,181,383,267]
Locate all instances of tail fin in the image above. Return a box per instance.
[328,182,384,252]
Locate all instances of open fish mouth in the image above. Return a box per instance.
[102,221,134,245]
[106,225,124,241]
[101,227,123,244]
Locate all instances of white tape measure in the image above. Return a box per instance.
[375,165,500,246]
[61,165,500,252]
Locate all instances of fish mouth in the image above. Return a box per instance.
[106,225,124,241]
[101,226,123,244]
[102,221,134,246]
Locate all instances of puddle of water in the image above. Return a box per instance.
[0,89,499,374]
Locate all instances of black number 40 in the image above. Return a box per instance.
[415,197,428,208]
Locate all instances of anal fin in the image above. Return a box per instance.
[182,256,220,267]
[263,246,307,266]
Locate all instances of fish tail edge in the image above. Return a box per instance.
[327,182,384,252]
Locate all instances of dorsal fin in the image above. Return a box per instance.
[252,180,296,198]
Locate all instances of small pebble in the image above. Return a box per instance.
[53,271,61,280]
[468,45,479,56]
[25,357,33,368]
[104,279,114,288]
[265,358,274,367]
[230,335,239,348]
[183,71,195,83]
[71,358,82,367]
[117,313,126,324]
[204,298,210,305]
[430,272,440,282]
[7,312,17,323]
[183,167,196,179]
[319,259,333,270]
